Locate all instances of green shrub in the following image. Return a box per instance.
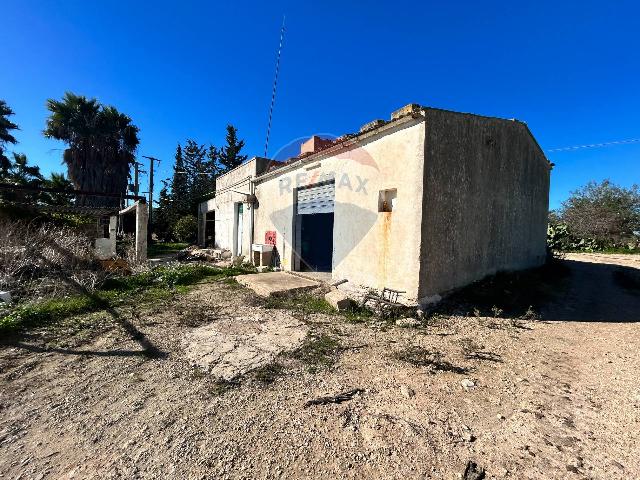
[547,221,602,252]
[147,242,189,257]
[172,215,198,243]
[101,264,251,291]
[0,295,108,333]
[548,180,640,252]
[262,294,335,314]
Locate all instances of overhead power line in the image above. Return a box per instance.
[546,138,640,153]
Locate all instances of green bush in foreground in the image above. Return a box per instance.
[0,294,108,333]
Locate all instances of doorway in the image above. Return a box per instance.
[299,213,334,271]
[235,203,244,255]
[295,181,335,272]
[205,211,215,247]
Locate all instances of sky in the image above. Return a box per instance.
[1,0,639,210]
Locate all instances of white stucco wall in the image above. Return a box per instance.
[202,161,252,255]
[253,116,427,299]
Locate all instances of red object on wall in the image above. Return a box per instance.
[265,231,276,246]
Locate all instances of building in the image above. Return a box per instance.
[198,104,551,305]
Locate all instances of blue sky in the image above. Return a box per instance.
[1,0,639,209]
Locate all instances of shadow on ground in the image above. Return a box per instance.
[433,258,640,323]
[540,259,640,322]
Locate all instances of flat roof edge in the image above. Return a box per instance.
[254,113,425,183]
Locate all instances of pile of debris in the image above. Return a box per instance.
[176,246,232,264]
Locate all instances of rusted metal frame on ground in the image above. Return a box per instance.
[361,287,407,318]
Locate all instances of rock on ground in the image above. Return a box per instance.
[400,384,415,398]
[395,317,421,328]
[461,378,476,390]
[183,312,308,380]
[325,289,353,311]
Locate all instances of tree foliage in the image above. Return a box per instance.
[42,172,75,206]
[172,215,198,243]
[183,139,215,212]
[153,180,174,240]
[0,99,84,212]
[549,180,640,251]
[0,151,73,206]
[154,125,246,241]
[170,144,190,216]
[218,124,247,173]
[0,153,44,203]
[44,92,140,207]
[0,100,19,175]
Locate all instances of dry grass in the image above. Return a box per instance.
[0,219,106,301]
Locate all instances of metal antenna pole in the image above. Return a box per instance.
[264,15,286,158]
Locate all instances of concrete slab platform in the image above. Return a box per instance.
[236,272,320,297]
[183,311,308,380]
[289,271,332,284]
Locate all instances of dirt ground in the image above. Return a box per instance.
[1,253,639,479]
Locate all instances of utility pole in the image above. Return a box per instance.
[142,155,161,240]
[128,161,146,207]
[133,161,146,198]
[134,162,140,197]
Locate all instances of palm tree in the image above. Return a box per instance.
[42,172,74,206]
[0,100,19,176]
[0,152,44,203]
[44,92,140,207]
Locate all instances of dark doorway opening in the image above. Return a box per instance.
[205,211,215,247]
[299,212,334,272]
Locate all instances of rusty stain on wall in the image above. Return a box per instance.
[377,211,392,289]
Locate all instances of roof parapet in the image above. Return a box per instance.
[391,103,423,120]
[359,119,386,133]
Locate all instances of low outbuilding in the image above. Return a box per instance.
[199,104,551,305]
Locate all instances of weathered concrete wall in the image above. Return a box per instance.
[212,182,250,255]
[94,216,117,260]
[117,201,147,263]
[203,105,549,302]
[134,202,148,263]
[253,116,426,299]
[418,109,550,300]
